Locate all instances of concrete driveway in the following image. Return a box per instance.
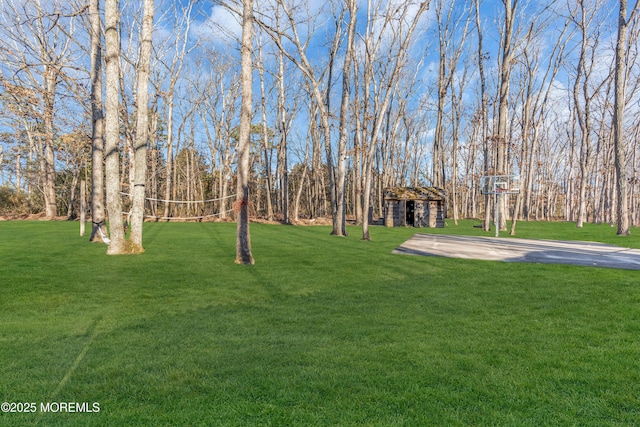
[393,234,640,270]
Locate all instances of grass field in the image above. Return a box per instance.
[1,219,639,426]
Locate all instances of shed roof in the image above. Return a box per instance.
[384,186,446,201]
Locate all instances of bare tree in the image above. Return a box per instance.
[613,0,640,235]
[450,57,471,226]
[335,0,358,235]
[236,0,255,264]
[432,0,470,190]
[275,31,293,224]
[256,36,275,221]
[431,0,472,224]
[474,0,492,231]
[568,0,611,228]
[89,0,107,242]
[0,0,86,218]
[510,6,569,234]
[495,0,518,230]
[255,0,351,236]
[104,0,126,254]
[198,52,241,220]
[129,0,155,250]
[360,1,431,240]
[155,2,194,220]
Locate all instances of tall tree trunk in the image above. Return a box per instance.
[236,0,255,265]
[451,73,467,226]
[353,106,363,224]
[566,124,577,221]
[323,45,339,235]
[67,167,79,218]
[574,4,589,228]
[15,149,22,193]
[293,151,308,222]
[80,179,86,236]
[496,0,517,230]
[257,42,274,221]
[150,112,159,217]
[475,0,491,231]
[43,71,57,219]
[104,0,126,254]
[130,0,154,250]
[89,0,106,242]
[433,2,448,189]
[613,0,638,235]
[334,0,357,236]
[163,108,174,220]
[277,48,289,224]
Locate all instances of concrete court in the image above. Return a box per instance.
[393,233,640,270]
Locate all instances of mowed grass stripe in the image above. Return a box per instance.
[0,220,639,426]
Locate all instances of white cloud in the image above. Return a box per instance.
[192,5,243,46]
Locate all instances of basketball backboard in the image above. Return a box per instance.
[480,175,520,195]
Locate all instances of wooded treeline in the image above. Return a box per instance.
[1,0,640,239]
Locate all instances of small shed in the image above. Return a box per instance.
[384,186,446,228]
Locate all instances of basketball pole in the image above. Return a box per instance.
[481,175,518,238]
[495,195,499,238]
[494,182,499,238]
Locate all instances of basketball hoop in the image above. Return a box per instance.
[480,175,520,237]
[480,175,520,195]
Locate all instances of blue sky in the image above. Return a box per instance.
[142,0,630,180]
[0,0,633,187]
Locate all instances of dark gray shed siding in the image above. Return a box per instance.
[384,187,446,228]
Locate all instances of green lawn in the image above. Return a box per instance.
[1,219,639,426]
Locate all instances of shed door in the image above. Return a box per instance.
[406,200,415,226]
